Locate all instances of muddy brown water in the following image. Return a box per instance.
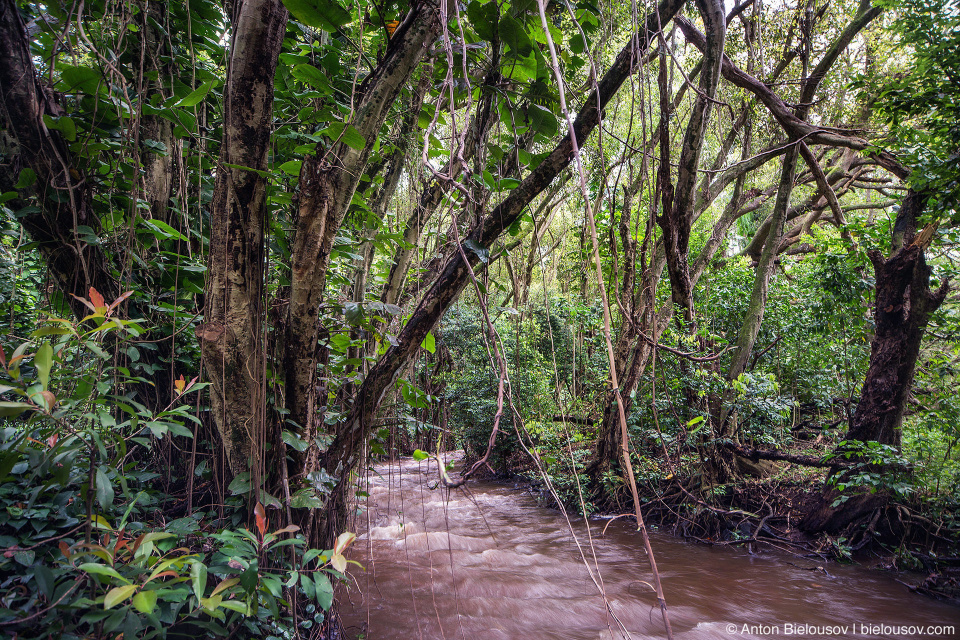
[340,455,960,639]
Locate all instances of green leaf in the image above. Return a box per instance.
[57,65,104,94]
[283,0,352,32]
[290,490,324,509]
[281,430,309,452]
[278,160,302,176]
[322,122,366,150]
[219,599,251,614]
[35,342,53,390]
[141,219,189,242]
[79,563,128,583]
[0,401,34,417]
[412,449,429,461]
[104,584,138,609]
[499,15,532,56]
[291,63,331,92]
[191,561,208,599]
[14,168,37,189]
[176,80,217,108]
[314,573,334,610]
[467,0,499,41]
[131,589,158,614]
[95,467,115,508]
[462,238,490,264]
[299,572,316,600]
[329,332,351,353]
[228,472,251,495]
[421,332,436,354]
[344,302,364,326]
[528,104,558,137]
[222,163,269,178]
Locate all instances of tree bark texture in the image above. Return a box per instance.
[658,0,725,325]
[201,0,287,475]
[802,192,948,532]
[0,0,118,318]
[283,0,442,440]
[137,0,175,225]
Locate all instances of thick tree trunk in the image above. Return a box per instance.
[802,192,948,532]
[201,0,287,475]
[2,1,181,414]
[282,0,442,440]
[726,147,799,390]
[0,0,117,318]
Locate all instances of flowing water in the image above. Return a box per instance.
[341,455,960,639]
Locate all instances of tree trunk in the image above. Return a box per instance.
[137,0,175,225]
[658,0,725,326]
[726,146,799,390]
[282,0,442,441]
[802,191,948,532]
[201,0,287,475]
[0,0,118,318]
[381,62,499,308]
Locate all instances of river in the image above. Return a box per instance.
[340,455,960,639]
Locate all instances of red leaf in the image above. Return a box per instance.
[254,503,266,539]
[106,290,134,314]
[69,293,97,313]
[89,287,105,310]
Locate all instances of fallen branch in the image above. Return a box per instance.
[550,415,597,427]
[723,442,836,467]
[641,332,733,362]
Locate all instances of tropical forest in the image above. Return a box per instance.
[1,0,959,637]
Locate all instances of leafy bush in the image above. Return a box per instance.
[0,291,354,638]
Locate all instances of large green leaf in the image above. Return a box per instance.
[95,467,115,508]
[421,332,436,354]
[283,0,352,31]
[191,561,208,599]
[175,80,217,108]
[499,15,532,56]
[79,563,128,583]
[467,0,499,41]
[132,589,158,614]
[322,122,367,150]
[291,64,332,92]
[528,103,559,138]
[34,342,52,390]
[0,401,35,417]
[57,65,104,94]
[314,573,334,610]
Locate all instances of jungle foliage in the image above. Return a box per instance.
[1,0,959,635]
